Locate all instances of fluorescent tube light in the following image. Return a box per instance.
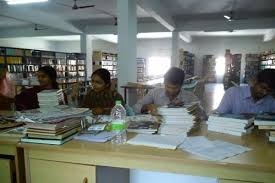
[223,15,231,20]
[5,0,48,5]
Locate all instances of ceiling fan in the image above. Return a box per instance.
[34,24,48,31]
[56,0,95,10]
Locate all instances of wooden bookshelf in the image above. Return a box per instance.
[92,51,117,79]
[244,54,259,83]
[0,47,86,88]
[136,58,146,82]
[223,50,241,90]
[202,55,216,83]
[260,53,275,70]
[179,49,195,78]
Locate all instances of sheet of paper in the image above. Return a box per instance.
[127,134,185,150]
[179,136,251,161]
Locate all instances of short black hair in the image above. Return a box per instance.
[92,68,111,86]
[256,69,275,91]
[38,66,59,89]
[164,67,185,86]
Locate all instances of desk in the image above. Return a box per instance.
[19,125,275,183]
[0,111,25,183]
[0,137,25,183]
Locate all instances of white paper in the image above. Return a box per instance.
[127,134,185,150]
[179,136,251,161]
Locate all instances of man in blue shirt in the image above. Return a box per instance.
[216,69,275,114]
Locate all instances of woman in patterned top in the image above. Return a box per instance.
[82,68,124,115]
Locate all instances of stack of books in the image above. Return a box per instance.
[157,107,196,137]
[126,115,159,134]
[21,118,81,145]
[254,115,275,142]
[37,90,60,110]
[207,114,254,136]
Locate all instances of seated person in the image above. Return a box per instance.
[0,66,15,110]
[81,68,124,115]
[216,69,275,114]
[133,67,202,115]
[15,66,60,110]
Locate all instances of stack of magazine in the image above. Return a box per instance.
[207,114,254,136]
[126,115,159,134]
[37,90,62,110]
[19,107,90,145]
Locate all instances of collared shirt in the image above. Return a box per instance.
[216,86,275,114]
[133,87,199,114]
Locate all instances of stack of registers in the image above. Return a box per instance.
[20,107,90,145]
[207,114,254,136]
[157,103,200,137]
[37,89,64,110]
[126,115,159,134]
[254,115,275,142]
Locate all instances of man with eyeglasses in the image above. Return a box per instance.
[216,69,275,114]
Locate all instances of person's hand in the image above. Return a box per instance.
[169,99,184,107]
[141,104,159,115]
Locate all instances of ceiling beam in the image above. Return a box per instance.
[0,26,78,38]
[84,23,169,34]
[263,29,275,42]
[176,17,275,31]
[137,0,175,31]
[0,5,82,33]
[179,32,192,43]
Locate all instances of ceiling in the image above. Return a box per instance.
[0,0,275,42]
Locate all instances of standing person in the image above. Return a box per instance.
[81,68,124,115]
[15,65,59,110]
[216,69,275,114]
[0,66,15,110]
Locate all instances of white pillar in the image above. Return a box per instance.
[117,0,137,95]
[80,34,93,80]
[171,31,179,67]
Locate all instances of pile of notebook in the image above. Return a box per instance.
[19,107,91,145]
[126,115,159,134]
[157,106,197,137]
[37,89,65,110]
[21,117,81,145]
[207,114,254,136]
[254,115,275,142]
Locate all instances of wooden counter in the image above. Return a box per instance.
[18,125,275,183]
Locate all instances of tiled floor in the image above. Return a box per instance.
[202,83,225,114]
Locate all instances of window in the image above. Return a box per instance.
[147,57,171,77]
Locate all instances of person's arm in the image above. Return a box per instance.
[215,87,235,114]
[133,89,157,114]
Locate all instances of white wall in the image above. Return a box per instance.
[0,37,55,51]
[53,39,117,53]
